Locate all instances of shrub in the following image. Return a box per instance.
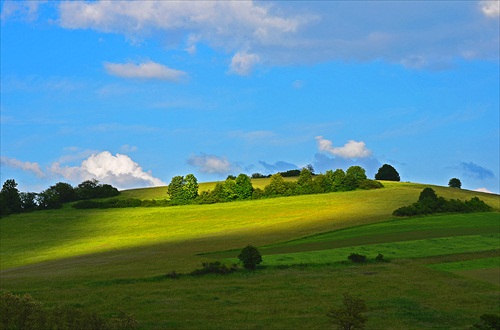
[375,164,400,181]
[327,292,368,330]
[191,261,238,276]
[375,254,386,262]
[238,245,263,270]
[348,253,367,263]
[472,313,500,330]
[358,179,384,190]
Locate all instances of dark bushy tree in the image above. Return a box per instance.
[50,182,78,203]
[375,164,400,181]
[238,245,262,270]
[0,179,22,216]
[327,292,368,330]
[448,178,462,189]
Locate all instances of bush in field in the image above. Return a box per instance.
[238,245,263,270]
[358,179,384,190]
[190,261,238,275]
[472,313,500,330]
[348,253,367,263]
[327,292,368,330]
[393,187,491,216]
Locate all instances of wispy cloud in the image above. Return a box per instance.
[187,154,235,174]
[258,161,298,173]
[104,60,187,81]
[458,161,495,180]
[316,136,372,159]
[0,156,45,177]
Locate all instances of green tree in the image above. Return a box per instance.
[0,179,22,216]
[184,174,199,200]
[76,179,100,200]
[331,169,346,192]
[20,192,38,212]
[374,164,400,181]
[235,174,254,200]
[448,178,462,189]
[345,166,367,191]
[167,176,187,204]
[297,167,314,194]
[238,245,262,270]
[264,173,287,197]
[327,292,368,330]
[50,182,78,203]
[37,188,62,210]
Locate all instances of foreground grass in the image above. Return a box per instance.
[0,182,499,329]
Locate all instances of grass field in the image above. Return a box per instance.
[1,181,499,329]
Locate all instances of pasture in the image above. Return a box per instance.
[0,181,499,329]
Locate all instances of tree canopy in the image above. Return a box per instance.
[375,164,400,181]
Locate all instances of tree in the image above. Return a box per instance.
[448,178,462,189]
[235,174,254,200]
[238,245,262,270]
[50,182,77,203]
[167,176,187,204]
[20,192,38,212]
[375,164,400,181]
[76,179,100,200]
[345,166,367,191]
[331,169,346,192]
[264,173,287,197]
[37,189,62,210]
[297,167,314,194]
[184,174,199,200]
[0,179,22,216]
[327,292,368,330]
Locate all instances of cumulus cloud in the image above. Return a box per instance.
[229,52,261,75]
[50,151,165,189]
[316,136,372,159]
[480,0,500,18]
[187,154,234,174]
[458,162,495,180]
[104,60,186,81]
[0,156,45,177]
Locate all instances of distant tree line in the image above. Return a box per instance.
[169,165,383,205]
[0,178,119,217]
[393,187,491,216]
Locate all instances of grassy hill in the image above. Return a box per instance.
[1,181,499,329]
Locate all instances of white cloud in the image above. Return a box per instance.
[0,156,45,177]
[104,60,186,81]
[480,0,500,18]
[229,52,261,75]
[187,154,234,174]
[316,136,372,159]
[474,187,496,194]
[50,151,165,189]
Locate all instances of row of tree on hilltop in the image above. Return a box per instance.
[168,165,389,205]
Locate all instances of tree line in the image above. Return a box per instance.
[168,165,384,205]
[0,179,119,217]
[1,164,401,213]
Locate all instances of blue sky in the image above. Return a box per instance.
[1,0,499,194]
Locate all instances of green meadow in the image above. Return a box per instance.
[1,181,499,329]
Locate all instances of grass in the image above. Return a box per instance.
[0,181,499,329]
